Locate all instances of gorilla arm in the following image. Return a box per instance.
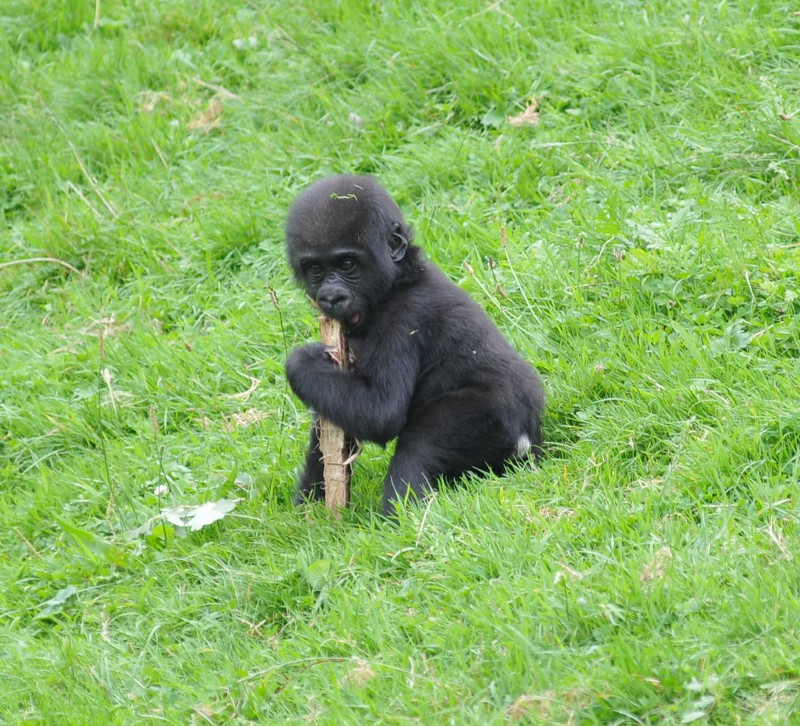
[286,333,419,445]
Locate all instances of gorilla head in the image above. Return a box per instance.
[286,175,417,334]
[285,174,544,514]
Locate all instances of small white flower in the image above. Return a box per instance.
[153,484,168,497]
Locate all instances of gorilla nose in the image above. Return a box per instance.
[317,290,348,314]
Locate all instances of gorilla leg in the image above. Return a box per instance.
[294,416,325,505]
[383,445,435,511]
[382,390,528,514]
[294,416,357,506]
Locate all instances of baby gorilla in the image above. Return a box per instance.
[285,174,544,514]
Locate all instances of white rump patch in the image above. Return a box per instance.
[515,434,532,457]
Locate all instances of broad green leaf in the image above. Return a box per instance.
[304,559,334,591]
[56,517,129,568]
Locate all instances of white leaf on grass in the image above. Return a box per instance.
[160,499,240,531]
[185,499,239,530]
[161,507,191,528]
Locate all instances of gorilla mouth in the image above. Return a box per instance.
[347,313,363,329]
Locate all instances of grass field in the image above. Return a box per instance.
[2,0,800,722]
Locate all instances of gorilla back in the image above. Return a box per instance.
[285,174,544,514]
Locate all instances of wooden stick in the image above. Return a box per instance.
[318,316,352,514]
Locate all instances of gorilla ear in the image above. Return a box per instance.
[388,225,408,262]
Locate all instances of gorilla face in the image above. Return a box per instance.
[286,175,410,333]
[295,246,368,328]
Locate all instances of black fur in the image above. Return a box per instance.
[285,174,544,514]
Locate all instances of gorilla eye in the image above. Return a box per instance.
[338,257,357,273]
[304,263,324,280]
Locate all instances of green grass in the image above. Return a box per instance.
[2,0,800,722]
